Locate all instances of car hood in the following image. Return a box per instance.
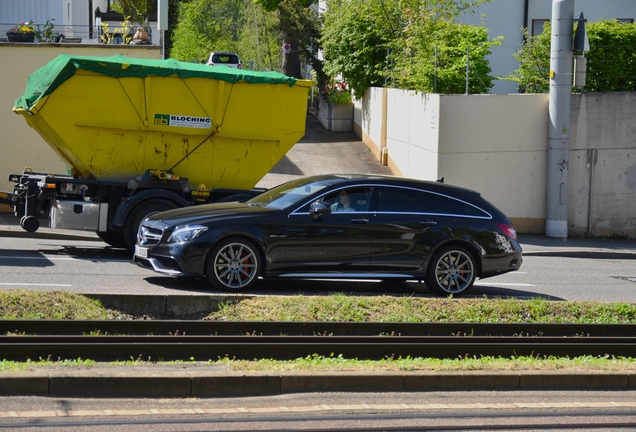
[144,202,279,226]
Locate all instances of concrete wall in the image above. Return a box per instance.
[0,43,161,201]
[437,94,548,233]
[569,92,636,237]
[355,88,636,238]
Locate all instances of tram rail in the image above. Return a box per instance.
[1,320,635,361]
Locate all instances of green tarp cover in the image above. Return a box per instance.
[15,54,299,111]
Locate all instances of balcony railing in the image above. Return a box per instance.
[0,23,156,45]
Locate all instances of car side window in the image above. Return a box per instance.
[378,187,428,213]
[428,193,490,218]
[321,187,372,213]
[295,187,373,214]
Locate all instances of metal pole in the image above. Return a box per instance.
[465,45,470,95]
[546,0,574,238]
[434,45,438,93]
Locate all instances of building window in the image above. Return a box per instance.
[532,19,549,36]
[617,18,634,24]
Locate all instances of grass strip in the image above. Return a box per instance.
[207,294,636,323]
[2,354,636,373]
[3,290,636,372]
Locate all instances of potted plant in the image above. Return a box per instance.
[6,20,37,42]
[319,80,354,132]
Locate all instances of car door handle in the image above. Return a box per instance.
[351,218,370,224]
[420,220,437,226]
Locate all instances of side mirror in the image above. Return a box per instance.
[309,201,331,220]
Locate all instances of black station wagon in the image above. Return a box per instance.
[133,174,522,296]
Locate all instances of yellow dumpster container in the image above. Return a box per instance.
[13,54,313,191]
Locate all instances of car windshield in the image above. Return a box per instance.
[246,178,329,210]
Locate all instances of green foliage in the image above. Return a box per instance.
[170,0,245,62]
[321,0,497,96]
[112,0,154,24]
[36,19,60,42]
[170,0,286,72]
[585,20,636,91]
[321,0,396,97]
[236,2,283,70]
[325,80,352,104]
[254,0,314,12]
[508,19,636,92]
[392,18,501,94]
[507,22,551,93]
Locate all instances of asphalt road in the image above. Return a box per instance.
[2,391,636,431]
[1,231,636,302]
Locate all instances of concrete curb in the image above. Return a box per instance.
[523,250,636,259]
[0,371,633,397]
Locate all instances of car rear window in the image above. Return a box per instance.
[377,186,490,218]
[428,193,490,218]
[213,54,239,64]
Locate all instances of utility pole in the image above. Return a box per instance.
[546,0,574,238]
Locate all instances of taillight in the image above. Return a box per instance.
[496,223,517,240]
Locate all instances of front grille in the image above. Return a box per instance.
[138,224,165,246]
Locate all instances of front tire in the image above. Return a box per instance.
[206,237,261,291]
[425,245,476,297]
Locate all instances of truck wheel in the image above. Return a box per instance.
[123,199,178,251]
[425,245,476,297]
[205,237,261,292]
[96,230,127,249]
[20,216,39,233]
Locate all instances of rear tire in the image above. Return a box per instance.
[205,237,261,292]
[96,230,127,249]
[123,199,178,251]
[425,245,476,297]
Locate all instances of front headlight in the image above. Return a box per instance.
[167,225,209,243]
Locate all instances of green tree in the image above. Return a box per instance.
[321,0,497,97]
[254,0,322,79]
[585,20,636,91]
[392,15,501,93]
[170,0,244,62]
[112,0,155,25]
[508,19,636,93]
[321,0,395,97]
[506,23,551,93]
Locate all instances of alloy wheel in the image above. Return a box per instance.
[433,249,475,294]
[213,242,259,289]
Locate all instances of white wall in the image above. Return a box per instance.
[354,89,636,237]
[386,90,440,181]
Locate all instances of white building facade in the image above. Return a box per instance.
[460,0,636,94]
